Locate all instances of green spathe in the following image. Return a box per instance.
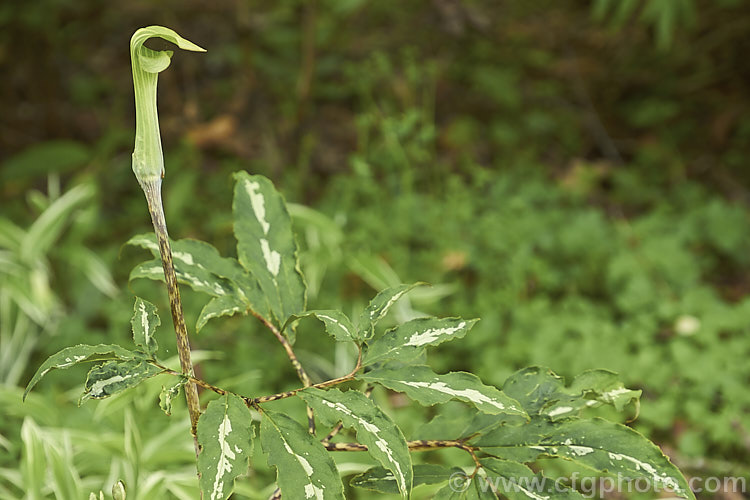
[130,26,205,189]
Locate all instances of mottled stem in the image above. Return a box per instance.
[142,180,202,453]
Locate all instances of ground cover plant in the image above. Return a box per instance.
[18,26,701,500]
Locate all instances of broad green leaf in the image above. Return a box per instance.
[127,233,269,320]
[364,317,478,366]
[131,297,159,355]
[283,310,358,343]
[260,410,344,500]
[418,411,515,442]
[197,393,254,500]
[351,464,462,494]
[80,360,161,403]
[24,344,143,400]
[300,388,412,497]
[197,295,247,332]
[233,172,306,327]
[359,365,526,417]
[480,457,585,500]
[159,377,186,416]
[358,283,424,341]
[473,418,695,500]
[502,367,641,420]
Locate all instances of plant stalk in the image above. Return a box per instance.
[142,180,202,452]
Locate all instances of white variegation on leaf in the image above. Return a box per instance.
[351,464,463,495]
[364,317,478,366]
[479,457,586,500]
[359,365,527,417]
[233,172,306,329]
[300,388,413,498]
[24,344,144,400]
[283,310,358,343]
[357,283,425,341]
[502,367,641,419]
[260,410,344,500]
[131,297,159,355]
[80,360,161,403]
[159,377,186,416]
[474,418,695,500]
[127,233,270,328]
[197,393,254,500]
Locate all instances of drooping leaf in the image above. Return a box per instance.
[283,310,358,343]
[502,367,641,420]
[127,233,269,321]
[80,360,161,403]
[197,393,254,500]
[24,344,144,400]
[300,388,412,497]
[131,297,160,355]
[159,377,186,416]
[364,317,478,366]
[197,295,247,333]
[233,172,306,328]
[473,418,695,500]
[358,283,425,341]
[351,464,463,494]
[359,365,526,417]
[480,457,585,500]
[260,410,344,500]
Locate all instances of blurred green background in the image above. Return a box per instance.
[2,0,750,498]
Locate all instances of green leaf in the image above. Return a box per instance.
[260,410,344,500]
[473,418,695,500]
[197,393,254,500]
[351,464,462,494]
[80,360,161,403]
[358,283,425,340]
[1,140,90,181]
[480,457,585,500]
[197,295,248,332]
[359,365,527,417]
[127,233,269,320]
[364,317,478,366]
[283,310,357,343]
[502,367,641,420]
[159,377,186,416]
[131,297,160,355]
[233,172,306,327]
[24,344,144,400]
[432,475,496,499]
[300,388,412,497]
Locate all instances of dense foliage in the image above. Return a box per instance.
[1,1,749,498]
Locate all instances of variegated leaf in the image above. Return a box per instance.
[300,388,412,497]
[260,410,344,500]
[351,464,463,494]
[364,317,478,366]
[358,283,424,341]
[197,295,247,333]
[283,310,357,343]
[159,377,186,416]
[80,360,161,403]
[478,457,585,500]
[502,367,641,420]
[474,418,695,500]
[359,365,526,417]
[24,344,144,400]
[197,393,254,500]
[127,233,270,320]
[131,297,159,355]
[233,172,306,328]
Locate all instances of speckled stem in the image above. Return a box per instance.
[142,179,202,454]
